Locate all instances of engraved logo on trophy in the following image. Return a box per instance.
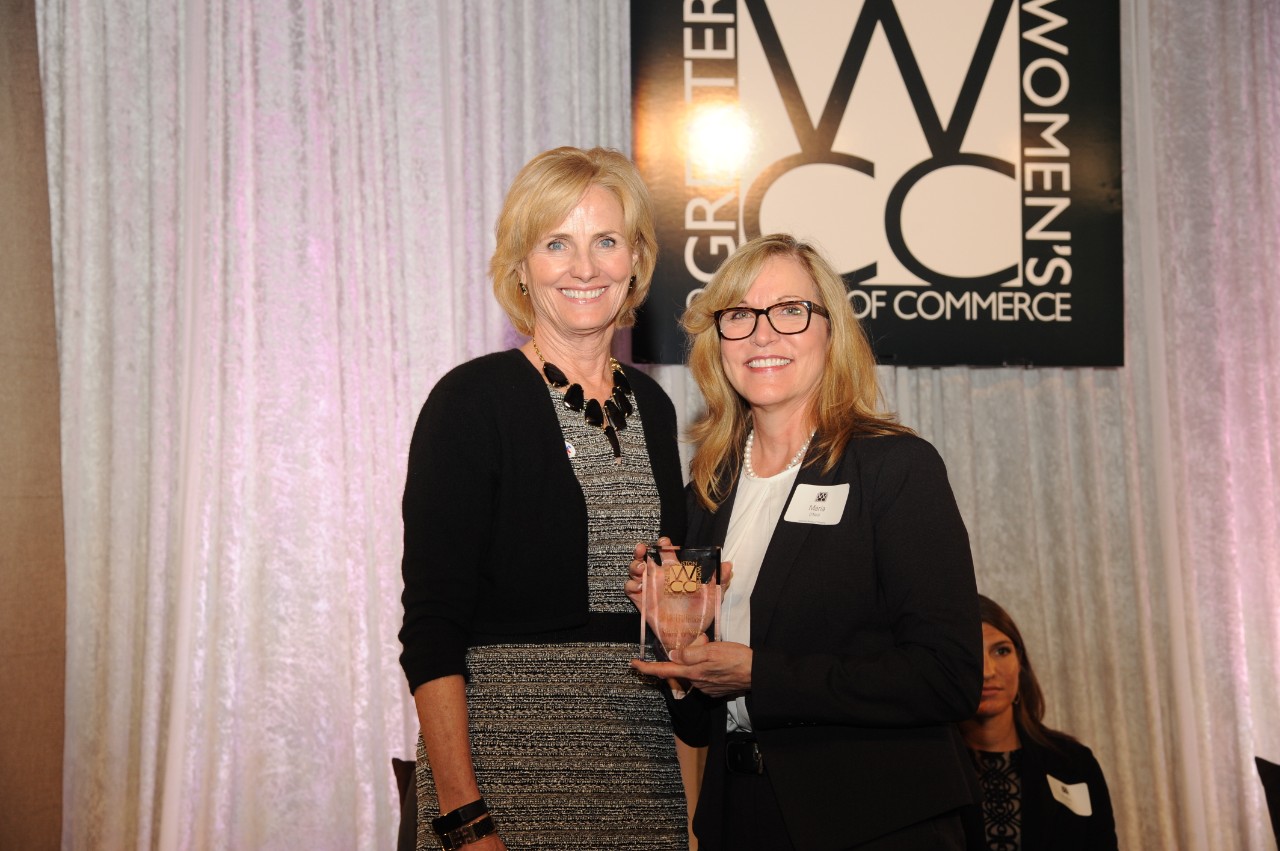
[665,561,703,594]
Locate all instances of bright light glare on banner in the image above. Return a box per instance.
[686,103,755,185]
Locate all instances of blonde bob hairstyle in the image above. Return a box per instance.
[490,146,657,336]
[683,234,911,510]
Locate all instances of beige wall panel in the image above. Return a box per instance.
[0,0,67,848]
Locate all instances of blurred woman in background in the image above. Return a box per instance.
[959,594,1119,850]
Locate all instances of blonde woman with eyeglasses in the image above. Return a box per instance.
[629,234,983,851]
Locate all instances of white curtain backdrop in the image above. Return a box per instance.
[36,1,1278,849]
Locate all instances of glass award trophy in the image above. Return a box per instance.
[639,543,722,660]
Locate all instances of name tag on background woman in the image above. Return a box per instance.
[1046,774,1093,816]
[783,484,849,525]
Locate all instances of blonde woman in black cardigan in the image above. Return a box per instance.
[399,147,689,851]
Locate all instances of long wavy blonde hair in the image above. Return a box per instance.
[683,234,911,510]
[490,147,657,336]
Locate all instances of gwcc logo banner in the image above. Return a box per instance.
[631,0,1121,366]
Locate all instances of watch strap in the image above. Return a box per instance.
[431,798,488,835]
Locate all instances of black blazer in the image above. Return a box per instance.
[670,433,983,850]
[963,730,1120,851]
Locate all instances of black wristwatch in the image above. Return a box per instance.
[431,798,489,836]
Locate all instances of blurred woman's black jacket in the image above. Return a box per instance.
[963,726,1120,851]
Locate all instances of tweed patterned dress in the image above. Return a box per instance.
[414,386,687,850]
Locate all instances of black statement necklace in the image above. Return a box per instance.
[531,339,634,461]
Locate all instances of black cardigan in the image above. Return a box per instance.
[398,349,686,692]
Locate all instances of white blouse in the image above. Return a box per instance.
[720,464,801,732]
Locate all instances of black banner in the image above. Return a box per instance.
[631,0,1122,366]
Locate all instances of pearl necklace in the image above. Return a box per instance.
[743,429,813,479]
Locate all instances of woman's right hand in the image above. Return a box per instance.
[624,537,669,610]
[632,635,752,699]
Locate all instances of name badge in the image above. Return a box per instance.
[783,484,849,525]
[1046,774,1093,817]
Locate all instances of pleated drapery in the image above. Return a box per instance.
[36,1,1279,849]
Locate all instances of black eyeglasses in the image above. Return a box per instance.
[712,300,830,340]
